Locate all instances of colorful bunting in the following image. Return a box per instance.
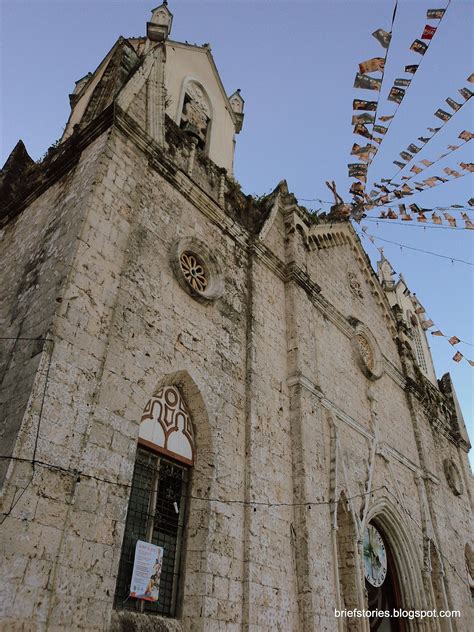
[468,73,474,83]
[405,64,419,74]
[446,97,462,111]
[354,123,372,139]
[459,87,473,100]
[348,163,368,180]
[427,9,445,20]
[421,319,434,330]
[388,87,405,104]
[434,108,451,122]
[379,115,394,122]
[453,351,463,363]
[372,29,391,48]
[459,130,474,141]
[449,336,461,346]
[421,24,437,39]
[394,78,411,87]
[410,39,428,55]
[359,58,385,73]
[443,212,457,227]
[354,73,382,91]
[352,113,375,125]
[353,99,377,111]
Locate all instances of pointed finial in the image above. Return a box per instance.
[148,2,173,41]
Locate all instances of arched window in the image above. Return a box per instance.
[114,386,195,618]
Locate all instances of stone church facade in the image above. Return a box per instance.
[0,4,472,631]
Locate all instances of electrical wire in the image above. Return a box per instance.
[362,217,466,230]
[359,231,473,265]
[0,454,469,589]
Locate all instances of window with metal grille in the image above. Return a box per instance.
[113,446,189,617]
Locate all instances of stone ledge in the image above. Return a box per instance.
[109,611,183,632]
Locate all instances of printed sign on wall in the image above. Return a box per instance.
[130,540,164,602]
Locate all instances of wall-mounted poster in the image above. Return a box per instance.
[130,540,164,602]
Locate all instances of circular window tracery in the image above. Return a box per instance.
[171,237,224,303]
[179,251,208,293]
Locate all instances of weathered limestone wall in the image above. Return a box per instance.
[0,115,472,632]
[0,133,108,484]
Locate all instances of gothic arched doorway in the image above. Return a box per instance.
[363,522,406,631]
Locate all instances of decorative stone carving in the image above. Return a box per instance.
[348,270,364,299]
[443,459,463,496]
[350,319,383,380]
[179,251,208,293]
[171,237,223,303]
[180,81,211,146]
[186,82,211,118]
[140,385,194,464]
[356,334,374,371]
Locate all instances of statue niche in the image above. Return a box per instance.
[179,81,211,150]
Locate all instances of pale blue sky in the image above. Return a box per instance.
[1,0,473,459]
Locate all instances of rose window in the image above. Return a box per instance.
[179,251,208,293]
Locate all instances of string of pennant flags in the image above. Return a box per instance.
[381,96,473,183]
[344,4,474,371]
[372,206,474,229]
[349,2,454,200]
[362,158,474,208]
[298,197,474,213]
[360,123,473,208]
[349,159,473,213]
[357,230,474,366]
[357,127,473,206]
[365,5,463,169]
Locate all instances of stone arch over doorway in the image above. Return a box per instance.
[366,497,427,631]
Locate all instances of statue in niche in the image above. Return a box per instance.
[180,82,211,149]
[348,270,364,299]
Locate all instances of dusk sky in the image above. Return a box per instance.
[1,1,473,458]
